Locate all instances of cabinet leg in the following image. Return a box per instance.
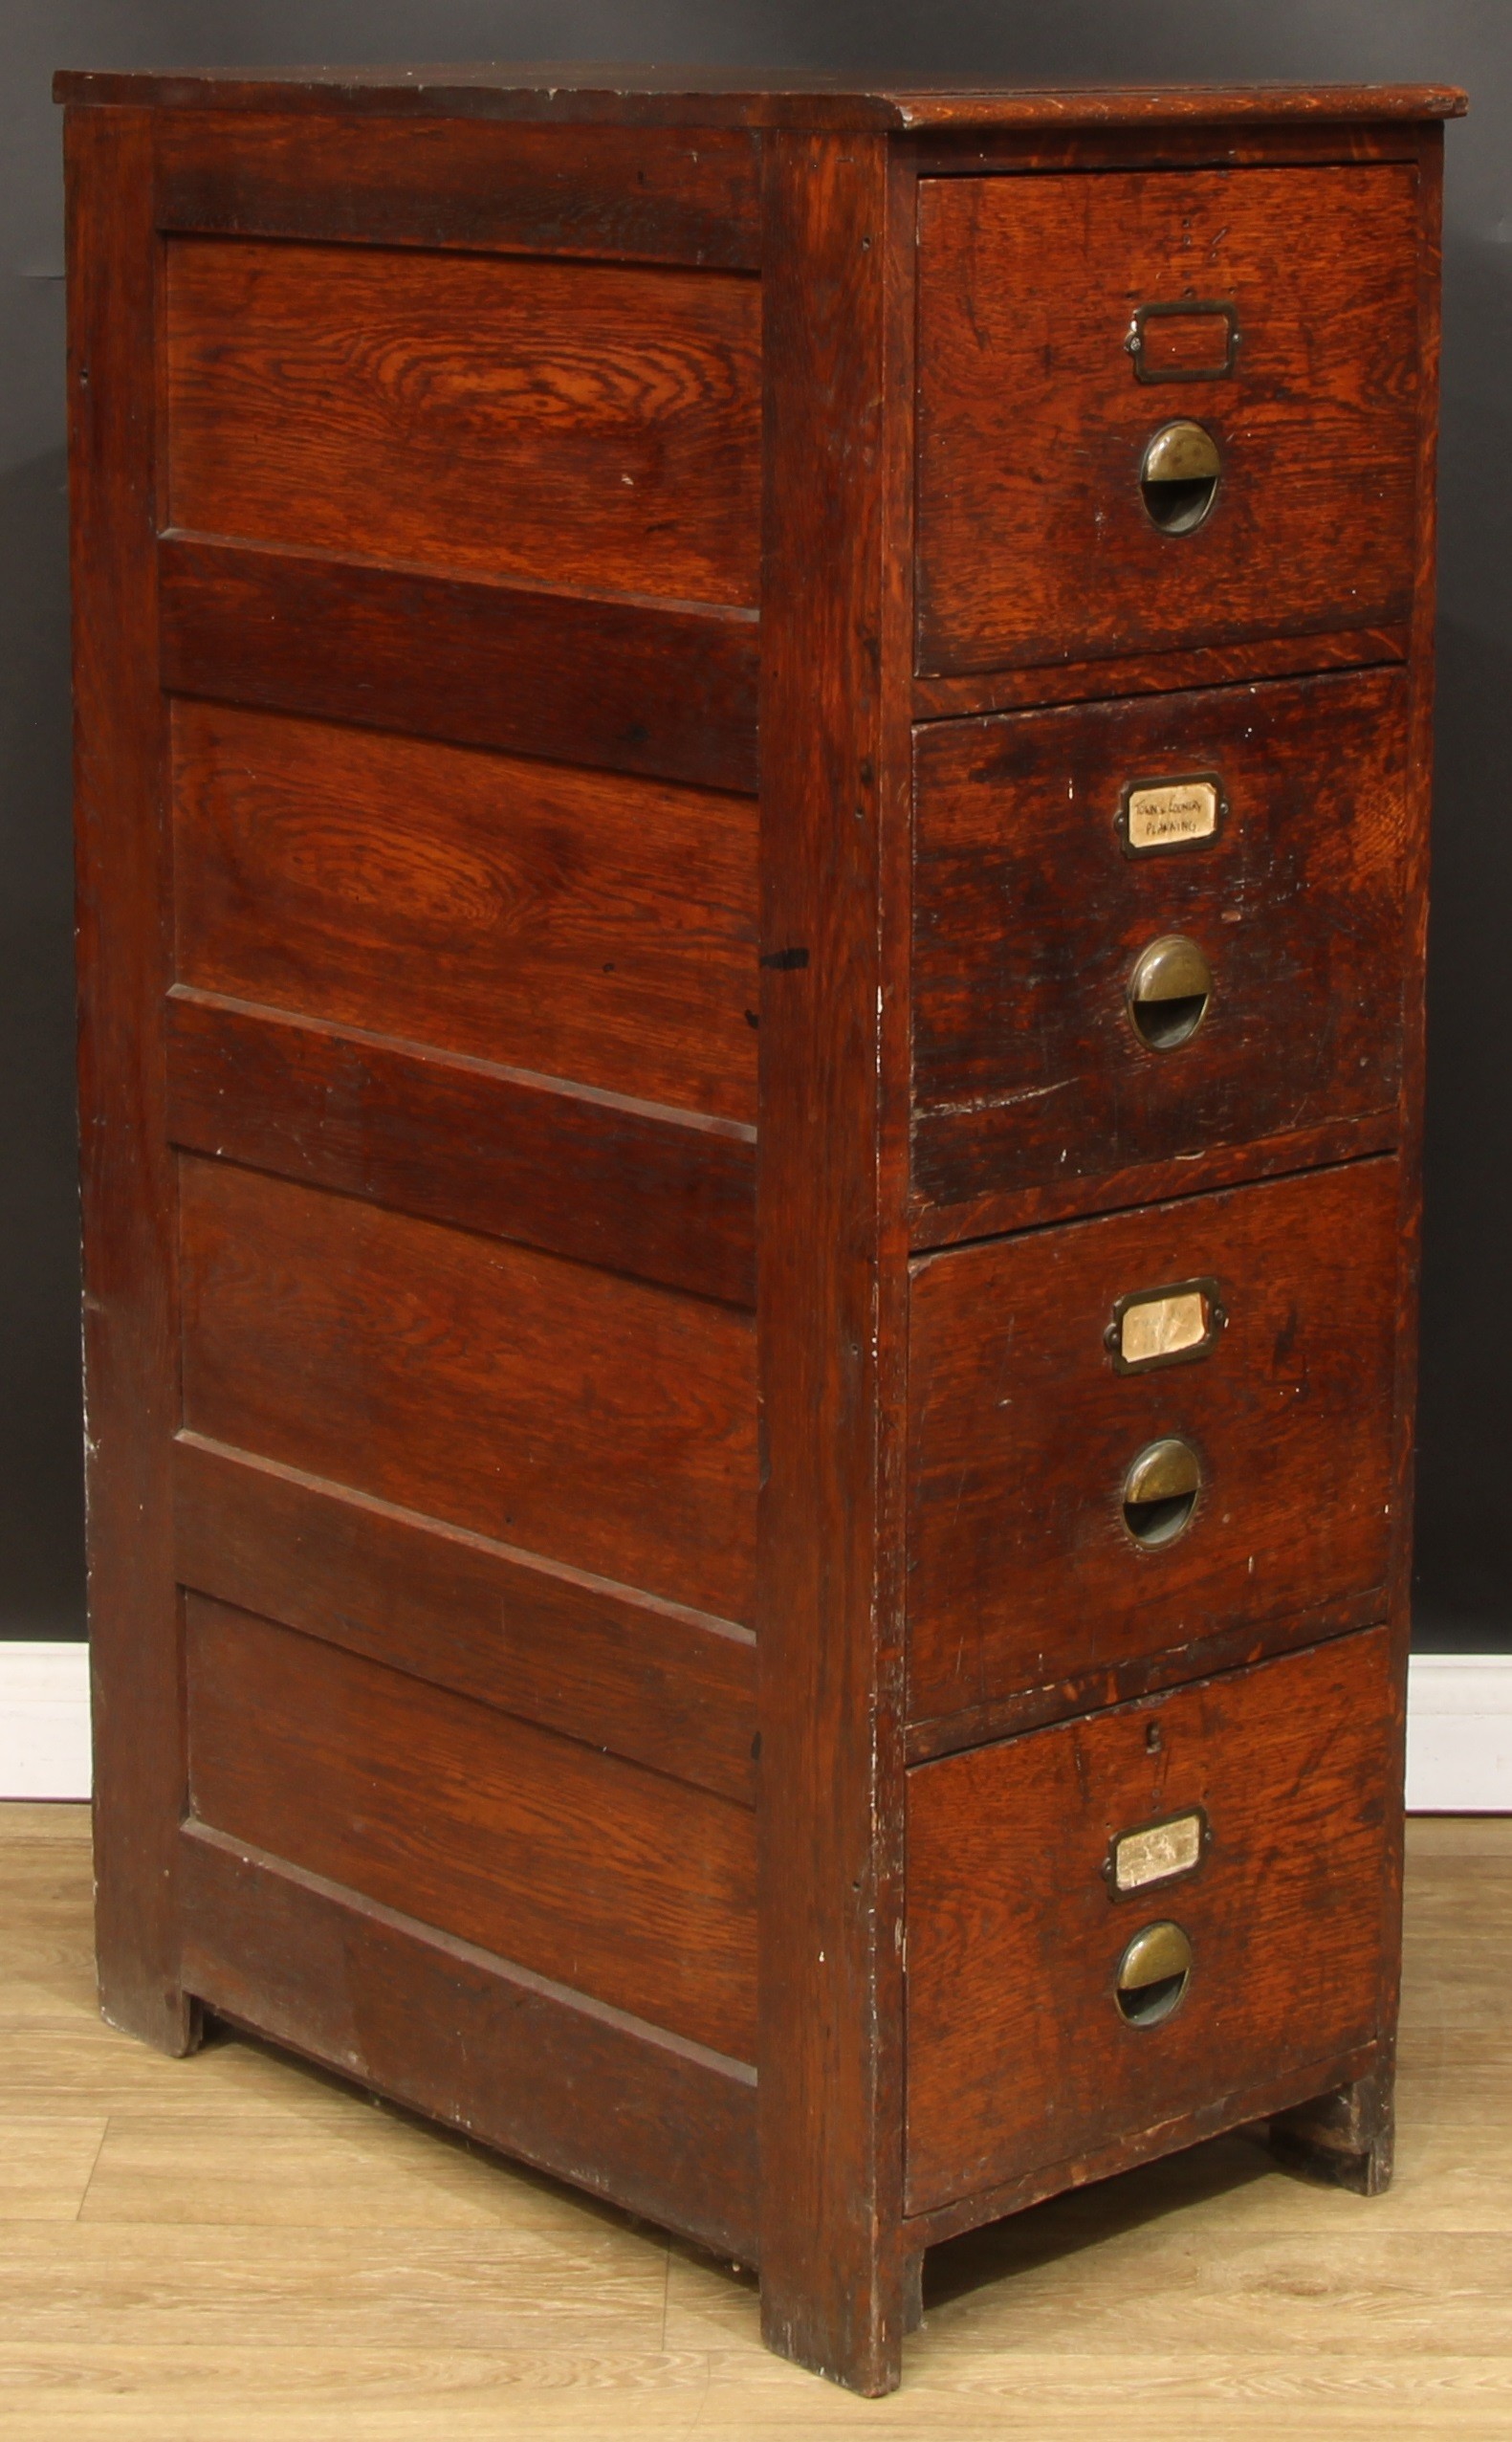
[98,1968,204,2060]
[1266,2064,1394,2197]
[901,2250,926,2334]
[759,2244,910,2396]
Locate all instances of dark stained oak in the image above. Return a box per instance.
[907,1158,1399,1733]
[171,698,758,1125]
[55,66,1467,131]
[174,1433,757,1805]
[166,992,757,1308]
[159,536,760,797]
[911,622,1407,723]
[754,131,914,2394]
[916,166,1420,675]
[906,1628,1395,2212]
[63,74,1453,2403]
[177,1155,757,1622]
[165,236,761,608]
[65,107,201,2058]
[156,111,762,267]
[912,668,1410,1213]
[186,1594,758,2058]
[180,1825,759,2258]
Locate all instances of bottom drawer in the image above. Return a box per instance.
[905,1628,1397,2214]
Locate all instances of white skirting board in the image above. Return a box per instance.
[2,1641,1510,1809]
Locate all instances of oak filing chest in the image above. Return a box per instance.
[59,66,1463,2394]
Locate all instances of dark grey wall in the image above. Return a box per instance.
[5,3,1507,1644]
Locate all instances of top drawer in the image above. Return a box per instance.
[915,166,1420,676]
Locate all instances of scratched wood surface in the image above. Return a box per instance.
[1,1801,1505,2437]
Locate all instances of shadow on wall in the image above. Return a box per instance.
[0,443,84,1638]
[1412,220,1512,1652]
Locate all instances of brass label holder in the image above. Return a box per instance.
[1106,1276,1227,1373]
[1116,771,1227,857]
[1104,1807,1211,1900]
[1126,299,1241,383]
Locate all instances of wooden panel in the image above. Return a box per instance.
[172,700,758,1125]
[916,166,1419,674]
[906,1629,1396,2211]
[180,1824,759,2258]
[174,1434,757,1804]
[911,623,1406,729]
[910,1109,1398,1257]
[64,107,199,2058]
[908,1160,1398,1734]
[156,113,762,267]
[159,537,759,795]
[754,134,915,2394]
[166,994,756,1308]
[185,1595,757,2057]
[912,668,1410,1214]
[165,236,760,606]
[178,1155,756,1622]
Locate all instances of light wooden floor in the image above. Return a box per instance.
[3,1806,1509,2439]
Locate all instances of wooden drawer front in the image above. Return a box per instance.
[164,237,761,606]
[912,667,1408,1214]
[916,167,1418,676]
[905,1628,1395,2212]
[908,1160,1397,1735]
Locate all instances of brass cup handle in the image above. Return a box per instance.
[1122,1435,1202,1548]
[1115,1921,1194,2026]
[1127,934,1213,1051]
[1140,418,1221,534]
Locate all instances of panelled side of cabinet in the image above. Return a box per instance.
[66,98,771,2262]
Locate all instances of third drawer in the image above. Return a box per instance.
[906,1155,1400,1741]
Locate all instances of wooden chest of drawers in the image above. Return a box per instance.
[59,66,1462,2395]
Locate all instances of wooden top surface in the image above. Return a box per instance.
[53,65,1467,130]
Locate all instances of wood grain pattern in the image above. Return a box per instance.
[911,622,1406,724]
[908,1159,1398,1734]
[54,65,1468,129]
[185,1595,757,2058]
[906,1629,1395,2212]
[165,237,760,607]
[912,668,1410,1213]
[177,1825,759,2261]
[64,107,199,2058]
[173,1433,758,1804]
[159,536,759,796]
[916,166,1420,674]
[754,132,914,2393]
[156,112,762,267]
[910,1108,1398,1255]
[177,1155,756,1622]
[166,992,757,1308]
[171,699,758,1125]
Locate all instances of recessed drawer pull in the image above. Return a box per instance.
[1114,1921,1194,2026]
[1127,934,1213,1050]
[1140,418,1221,533]
[1122,1436,1202,1548]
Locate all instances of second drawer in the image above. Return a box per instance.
[911,665,1410,1218]
[907,1157,1399,1736]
